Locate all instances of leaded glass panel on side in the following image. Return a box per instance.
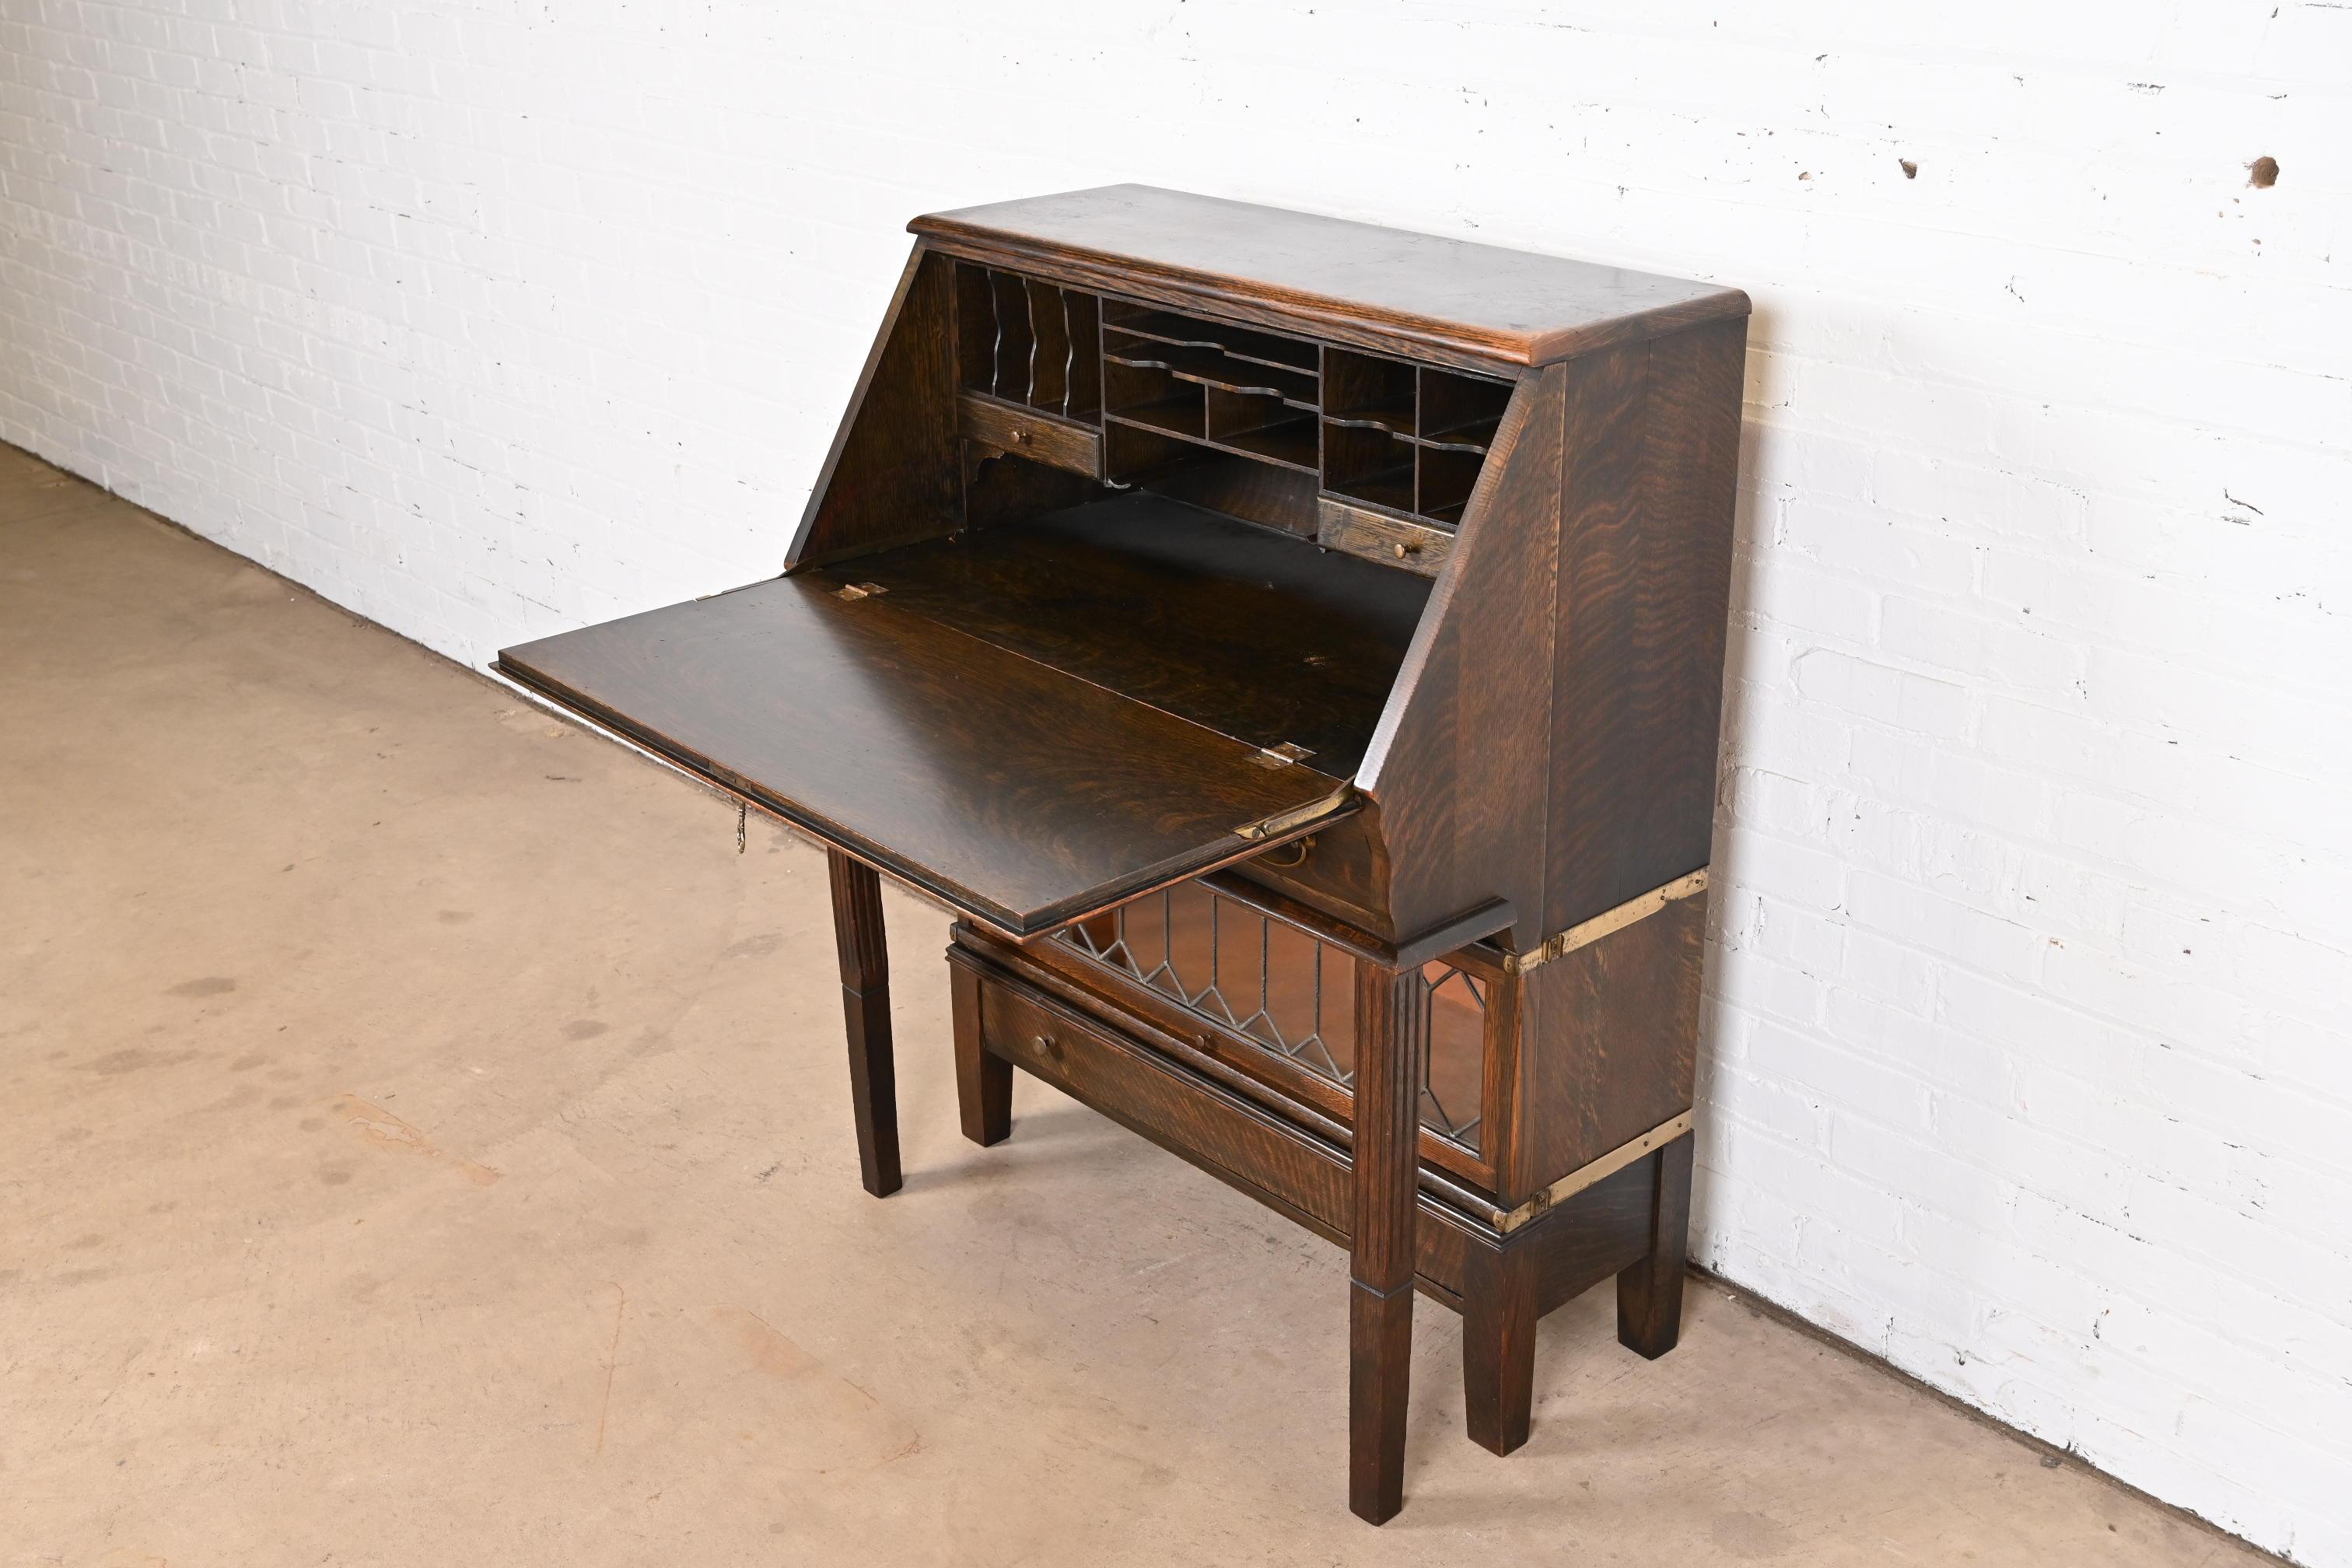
[1059,883,1484,1151]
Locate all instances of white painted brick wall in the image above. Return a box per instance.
[3,2,2347,1558]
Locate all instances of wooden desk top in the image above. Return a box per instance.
[824,495,1429,778]
[912,184,1748,368]
[496,565,1357,936]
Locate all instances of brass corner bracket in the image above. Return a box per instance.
[1492,1111,1694,1234]
[1504,868,1709,975]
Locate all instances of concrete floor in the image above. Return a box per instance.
[0,443,2270,1567]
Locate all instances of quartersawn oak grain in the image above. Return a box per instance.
[495,576,1356,937]
[786,249,960,568]
[822,493,1430,777]
[913,184,1748,371]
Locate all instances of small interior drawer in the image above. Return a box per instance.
[1318,497,1451,577]
[958,390,1101,479]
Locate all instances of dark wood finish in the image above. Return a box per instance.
[1511,891,1706,1204]
[1478,963,1527,1198]
[955,941,1660,1280]
[506,190,1748,1525]
[827,849,901,1198]
[1105,299,1321,370]
[1319,352,1510,531]
[1349,961,1429,1524]
[1545,319,1746,933]
[979,957,1363,1234]
[1360,369,1563,950]
[964,924,1666,1462]
[958,391,1101,478]
[814,495,1429,776]
[913,185,1748,371]
[1065,290,1103,421]
[953,914,1503,1198]
[1461,1240,1539,1455]
[1393,899,1515,970]
[1123,445,1319,537]
[1318,498,1451,576]
[1420,366,1512,451]
[1226,814,1396,940]
[961,443,1108,532]
[949,949,1010,1146]
[1091,291,1510,541]
[1535,1157,1657,1313]
[1188,864,1503,972]
[1616,1134,1696,1360]
[955,943,1487,1282]
[988,270,1035,401]
[954,261,997,393]
[1324,347,1416,431]
[787,249,959,568]
[958,939,1660,1447]
[1025,277,1071,411]
[496,574,1356,937]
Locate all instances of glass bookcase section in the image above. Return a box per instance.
[1055,879,1488,1153]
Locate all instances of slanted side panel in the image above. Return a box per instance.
[1356,369,1563,950]
[786,245,958,569]
[1545,317,1747,933]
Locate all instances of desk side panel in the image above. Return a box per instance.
[1511,891,1706,1203]
[1545,317,1747,933]
[1356,368,1564,950]
[786,245,960,569]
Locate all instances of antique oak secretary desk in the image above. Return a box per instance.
[498,186,1748,1524]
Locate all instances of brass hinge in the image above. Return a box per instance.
[1249,740,1315,769]
[1505,869,1708,974]
[835,582,888,601]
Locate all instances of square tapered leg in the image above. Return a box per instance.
[950,953,1012,1145]
[827,849,901,1198]
[1616,1133,1694,1358]
[1462,1240,1539,1454]
[1349,960,1429,1524]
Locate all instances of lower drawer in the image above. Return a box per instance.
[1031,876,1502,1192]
[959,947,1482,1302]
